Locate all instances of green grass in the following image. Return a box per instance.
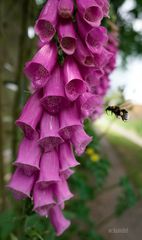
[107,132,142,189]
[116,119,142,137]
[103,112,142,137]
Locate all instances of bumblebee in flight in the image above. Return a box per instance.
[105,100,132,121]
[105,105,128,121]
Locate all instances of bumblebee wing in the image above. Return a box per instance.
[119,100,133,110]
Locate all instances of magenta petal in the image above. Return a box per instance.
[94,47,113,68]
[33,185,55,216]
[85,69,104,89]
[39,112,63,152]
[24,43,57,89]
[14,137,41,176]
[58,0,74,19]
[86,27,108,53]
[58,21,76,55]
[61,169,75,180]
[77,15,108,54]
[76,0,103,26]
[103,0,110,17]
[40,65,66,114]
[71,127,92,156]
[101,75,109,89]
[7,168,36,200]
[91,106,103,120]
[34,0,58,42]
[79,65,104,90]
[37,39,46,49]
[64,57,86,101]
[59,103,82,140]
[78,65,93,82]
[96,0,110,17]
[74,36,95,67]
[37,150,60,188]
[49,205,71,236]
[59,142,79,172]
[53,176,73,204]
[16,91,43,140]
[78,92,99,118]
[60,202,65,210]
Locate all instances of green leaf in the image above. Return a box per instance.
[0,210,15,240]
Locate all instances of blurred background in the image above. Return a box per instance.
[0,0,142,239]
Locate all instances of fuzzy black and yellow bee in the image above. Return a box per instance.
[105,106,128,121]
[105,100,132,121]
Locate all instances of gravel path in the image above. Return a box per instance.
[91,131,142,240]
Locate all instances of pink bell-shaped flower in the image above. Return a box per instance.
[85,69,104,89]
[79,66,104,92]
[74,36,95,67]
[59,141,79,172]
[86,26,108,54]
[77,15,108,54]
[76,0,103,27]
[63,57,86,101]
[36,150,60,188]
[40,65,66,114]
[39,112,63,152]
[7,168,36,200]
[93,47,113,68]
[33,185,55,216]
[53,176,73,204]
[14,137,41,176]
[58,20,77,55]
[16,91,43,140]
[59,103,82,140]
[78,92,100,119]
[34,0,59,42]
[96,0,110,18]
[71,127,92,156]
[91,104,103,120]
[48,205,71,236]
[24,43,57,89]
[58,0,74,19]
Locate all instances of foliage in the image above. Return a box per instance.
[110,0,142,59]
[115,177,138,216]
[117,119,142,137]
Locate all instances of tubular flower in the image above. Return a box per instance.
[58,0,74,19]
[34,0,59,43]
[63,57,87,101]
[59,102,82,140]
[8,0,119,236]
[76,0,103,26]
[16,90,43,139]
[77,14,108,54]
[39,112,63,152]
[74,36,95,67]
[58,21,77,55]
[14,136,41,176]
[24,43,57,89]
[40,65,66,114]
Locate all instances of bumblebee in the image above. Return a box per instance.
[105,105,128,121]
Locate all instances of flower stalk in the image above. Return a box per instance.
[8,0,118,236]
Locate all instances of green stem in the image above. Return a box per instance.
[11,0,30,163]
[0,73,6,211]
